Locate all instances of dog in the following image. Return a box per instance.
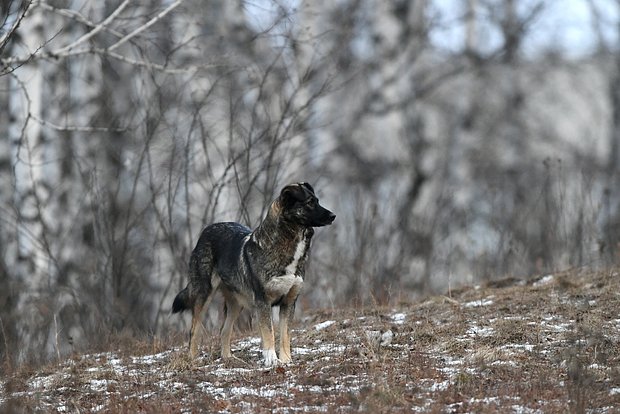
[172,182,335,366]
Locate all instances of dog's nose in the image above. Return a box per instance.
[328,212,336,222]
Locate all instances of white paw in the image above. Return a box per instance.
[262,349,280,367]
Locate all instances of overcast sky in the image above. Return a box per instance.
[432,0,619,56]
[244,0,619,58]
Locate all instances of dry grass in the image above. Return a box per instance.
[2,268,620,413]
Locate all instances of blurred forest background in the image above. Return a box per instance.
[1,0,620,369]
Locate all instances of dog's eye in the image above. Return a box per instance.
[306,198,317,206]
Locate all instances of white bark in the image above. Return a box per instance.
[9,4,50,284]
[465,0,478,52]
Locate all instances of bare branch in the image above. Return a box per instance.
[3,44,234,74]
[0,0,33,57]
[107,0,185,53]
[29,113,129,133]
[36,2,125,39]
[1,0,189,72]
[50,0,130,56]
[97,48,235,73]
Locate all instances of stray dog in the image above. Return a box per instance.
[172,182,335,366]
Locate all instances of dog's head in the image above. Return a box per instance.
[278,182,336,227]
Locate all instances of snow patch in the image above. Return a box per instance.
[235,336,261,349]
[533,275,554,287]
[230,386,283,398]
[510,404,541,414]
[466,324,494,337]
[30,374,58,390]
[428,380,450,392]
[293,346,312,355]
[390,312,406,324]
[502,344,536,352]
[131,350,172,365]
[314,320,336,331]
[462,298,494,308]
[211,367,255,376]
[364,330,394,347]
[380,330,393,346]
[89,379,115,392]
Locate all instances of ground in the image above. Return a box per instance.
[1,268,620,413]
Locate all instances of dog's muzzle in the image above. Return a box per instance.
[319,211,336,226]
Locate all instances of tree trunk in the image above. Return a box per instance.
[9,4,49,285]
[465,0,478,53]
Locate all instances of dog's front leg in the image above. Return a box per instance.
[279,280,302,364]
[278,304,294,363]
[257,304,279,366]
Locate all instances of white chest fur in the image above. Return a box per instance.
[264,274,304,298]
[285,236,308,276]
[264,236,308,298]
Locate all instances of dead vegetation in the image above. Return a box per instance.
[1,268,619,413]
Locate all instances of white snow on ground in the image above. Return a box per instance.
[466,323,494,337]
[462,297,494,308]
[533,275,555,286]
[390,312,406,324]
[502,344,536,352]
[131,350,173,364]
[29,375,59,390]
[313,320,336,331]
[2,285,619,413]
[89,379,115,392]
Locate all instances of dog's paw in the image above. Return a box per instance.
[262,349,280,367]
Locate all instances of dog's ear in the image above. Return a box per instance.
[280,184,305,205]
[300,182,315,194]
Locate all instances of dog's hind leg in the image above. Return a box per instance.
[189,297,205,358]
[220,295,242,360]
[188,278,220,358]
[257,304,278,367]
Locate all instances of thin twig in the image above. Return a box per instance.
[51,0,131,56]
[0,0,33,56]
[29,113,128,133]
[107,0,185,52]
[37,2,125,39]
[3,46,233,74]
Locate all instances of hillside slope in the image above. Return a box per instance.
[2,269,619,413]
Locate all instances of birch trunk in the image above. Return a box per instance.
[9,4,49,286]
[465,0,478,53]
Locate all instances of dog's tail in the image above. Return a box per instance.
[172,287,190,314]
